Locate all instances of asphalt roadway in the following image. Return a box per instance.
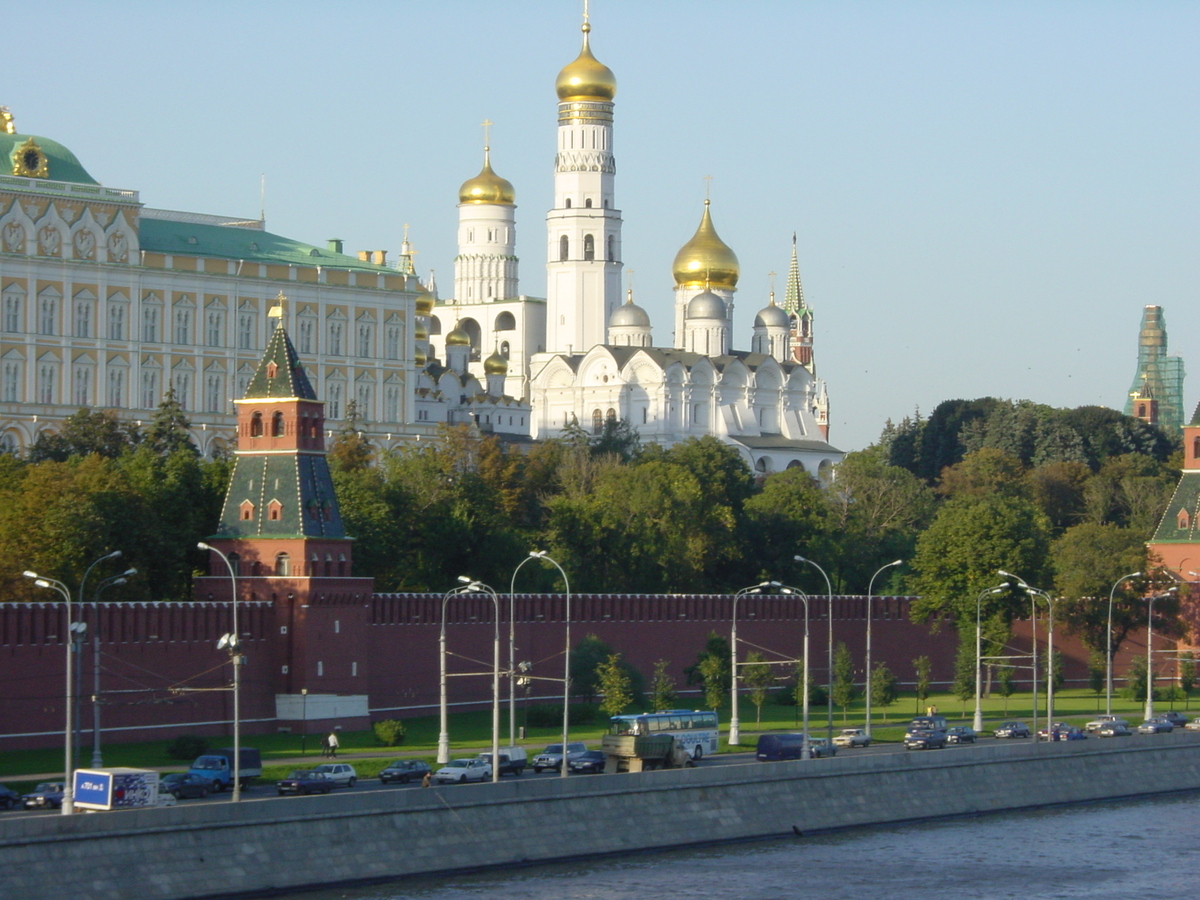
[7,730,1198,817]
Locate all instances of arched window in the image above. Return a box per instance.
[584,198,592,208]
[268,499,283,521]
[494,311,516,332]
[607,234,614,262]
[239,500,255,521]
[583,234,595,261]
[565,198,572,209]
[271,411,284,436]
[249,412,263,437]
[325,553,333,577]
[275,552,290,576]
[338,553,347,577]
[592,409,603,434]
[228,552,241,575]
[606,408,616,423]
[500,341,510,358]
[1193,436,1200,459]
[559,235,569,261]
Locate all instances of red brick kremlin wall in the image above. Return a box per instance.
[0,593,1170,751]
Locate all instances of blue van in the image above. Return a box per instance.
[756,733,807,761]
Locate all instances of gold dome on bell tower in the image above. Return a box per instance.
[556,21,617,102]
[458,145,515,206]
[672,200,740,290]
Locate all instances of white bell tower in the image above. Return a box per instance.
[545,12,622,355]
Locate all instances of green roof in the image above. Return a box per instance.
[1,132,99,185]
[244,324,317,400]
[138,217,397,273]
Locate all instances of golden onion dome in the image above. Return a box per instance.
[415,320,429,341]
[672,200,740,290]
[458,147,515,206]
[556,23,617,102]
[483,351,509,376]
[414,345,428,366]
[446,325,471,347]
[414,282,434,316]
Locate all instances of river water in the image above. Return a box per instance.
[281,792,1197,900]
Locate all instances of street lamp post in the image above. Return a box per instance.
[91,570,135,768]
[1022,586,1058,734]
[25,549,121,815]
[974,585,1005,733]
[999,571,1038,741]
[1106,571,1142,715]
[509,552,544,747]
[530,552,572,778]
[795,556,834,744]
[1144,588,1177,721]
[864,561,902,739]
[729,581,779,746]
[301,688,308,756]
[458,578,502,784]
[198,542,242,802]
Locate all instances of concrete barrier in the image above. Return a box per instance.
[3,735,1199,900]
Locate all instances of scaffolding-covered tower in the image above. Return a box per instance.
[1125,305,1185,435]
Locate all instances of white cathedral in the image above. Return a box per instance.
[424,16,841,477]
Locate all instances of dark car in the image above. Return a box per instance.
[0,784,20,809]
[276,770,335,795]
[568,750,607,774]
[994,721,1031,739]
[904,729,946,750]
[379,760,432,785]
[1096,722,1133,737]
[1157,711,1188,728]
[1136,718,1173,735]
[161,773,211,800]
[22,782,65,810]
[945,726,976,744]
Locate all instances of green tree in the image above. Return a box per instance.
[1087,650,1107,710]
[1045,650,1064,694]
[1052,522,1148,653]
[1123,652,1150,701]
[597,653,633,717]
[569,634,615,704]
[742,651,774,725]
[698,654,727,713]
[28,408,141,462]
[684,632,731,686]
[143,388,198,457]
[1179,653,1196,710]
[870,663,898,722]
[743,467,832,582]
[913,655,932,715]
[327,400,375,472]
[996,666,1015,713]
[649,659,678,712]
[831,642,856,722]
[953,640,975,716]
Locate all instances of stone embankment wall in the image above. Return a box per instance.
[3,736,1199,900]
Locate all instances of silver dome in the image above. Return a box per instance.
[686,289,726,320]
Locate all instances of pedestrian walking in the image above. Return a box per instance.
[320,734,331,758]
[421,771,432,788]
[327,730,339,758]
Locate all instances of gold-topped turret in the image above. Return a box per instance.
[556,21,617,102]
[672,200,740,290]
[458,145,515,206]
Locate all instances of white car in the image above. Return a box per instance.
[833,728,871,748]
[433,758,492,784]
[1084,715,1129,733]
[312,763,358,787]
[1186,717,1200,731]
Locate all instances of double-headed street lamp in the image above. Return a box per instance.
[864,560,903,739]
[1106,571,1142,715]
[998,571,1039,741]
[795,556,834,744]
[24,549,122,815]
[198,542,243,801]
[974,585,1006,733]
[508,552,546,747]
[1020,584,1059,734]
[529,552,572,779]
[1144,588,1178,721]
[729,581,780,746]
[90,569,136,768]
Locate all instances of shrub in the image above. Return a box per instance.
[165,735,208,760]
[524,703,598,728]
[373,719,406,747]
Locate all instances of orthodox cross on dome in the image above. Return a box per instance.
[481,118,493,149]
[269,291,286,319]
[704,174,713,200]
[583,0,590,26]
[768,271,777,304]
[625,268,634,292]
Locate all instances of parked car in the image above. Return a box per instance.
[994,721,1031,739]
[833,728,871,748]
[1186,717,1200,731]
[0,784,20,809]
[568,750,607,774]
[532,742,588,773]
[1137,718,1173,734]
[1157,711,1189,728]
[1096,721,1133,737]
[433,758,492,784]
[904,729,947,750]
[160,773,211,800]
[276,770,334,795]
[22,782,64,810]
[477,747,528,776]
[807,737,837,758]
[312,763,358,787]
[946,726,977,744]
[378,759,432,785]
[1085,715,1129,733]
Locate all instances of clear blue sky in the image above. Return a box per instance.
[8,1,1197,452]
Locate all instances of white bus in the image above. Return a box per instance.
[608,709,720,760]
